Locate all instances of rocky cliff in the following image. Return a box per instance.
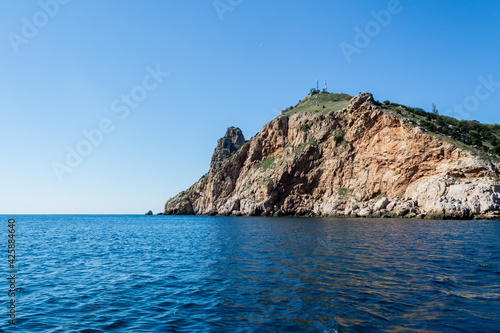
[209,126,245,174]
[165,93,500,219]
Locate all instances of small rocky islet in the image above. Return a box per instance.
[164,92,500,219]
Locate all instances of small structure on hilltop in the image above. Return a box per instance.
[310,79,328,95]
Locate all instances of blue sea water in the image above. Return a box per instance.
[0,215,499,332]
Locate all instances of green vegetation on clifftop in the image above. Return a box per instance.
[281,92,352,116]
[380,100,500,159]
[279,91,500,160]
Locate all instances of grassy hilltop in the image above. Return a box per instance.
[280,92,352,116]
[280,91,500,160]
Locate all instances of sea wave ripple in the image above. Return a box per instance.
[0,215,498,332]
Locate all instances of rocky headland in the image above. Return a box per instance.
[165,92,500,219]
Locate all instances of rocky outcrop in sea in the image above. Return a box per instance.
[165,93,500,219]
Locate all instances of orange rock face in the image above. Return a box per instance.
[165,93,500,218]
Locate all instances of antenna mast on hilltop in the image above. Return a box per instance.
[316,78,319,92]
[324,80,327,92]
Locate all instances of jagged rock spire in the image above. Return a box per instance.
[209,127,245,174]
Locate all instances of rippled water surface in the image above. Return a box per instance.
[1,215,499,332]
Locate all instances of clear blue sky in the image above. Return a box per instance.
[1,0,499,214]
